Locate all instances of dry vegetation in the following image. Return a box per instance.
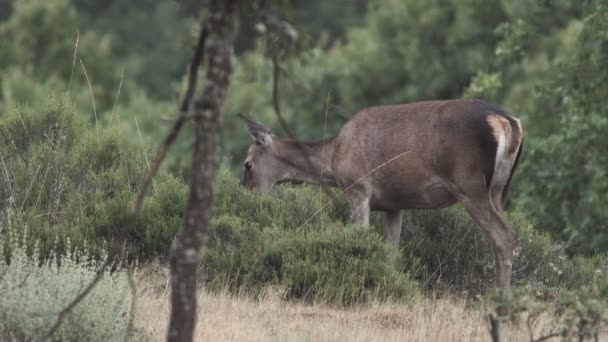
[135,264,566,342]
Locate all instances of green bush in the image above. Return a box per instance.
[0,233,142,341]
[401,208,608,295]
[201,215,419,305]
[206,164,607,302]
[203,169,419,305]
[0,100,187,261]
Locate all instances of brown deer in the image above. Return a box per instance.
[240,99,524,288]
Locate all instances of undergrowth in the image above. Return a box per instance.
[1,100,606,306]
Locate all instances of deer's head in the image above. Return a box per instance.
[240,115,288,193]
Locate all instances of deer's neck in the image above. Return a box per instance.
[273,137,336,186]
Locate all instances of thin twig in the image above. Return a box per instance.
[180,24,208,113]
[33,164,50,210]
[111,67,125,125]
[0,267,8,283]
[420,229,475,289]
[0,149,14,208]
[533,332,562,342]
[66,29,80,98]
[79,59,98,135]
[320,91,331,227]
[296,150,410,231]
[20,163,42,211]
[132,22,209,215]
[261,12,340,207]
[135,118,156,194]
[270,53,294,137]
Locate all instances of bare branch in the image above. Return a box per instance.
[0,149,14,209]
[180,24,208,113]
[111,66,125,125]
[260,10,342,208]
[132,20,209,215]
[79,59,98,135]
[532,332,562,342]
[270,53,295,137]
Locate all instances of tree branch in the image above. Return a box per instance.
[167,1,239,341]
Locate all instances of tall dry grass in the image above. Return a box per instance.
[133,263,563,341]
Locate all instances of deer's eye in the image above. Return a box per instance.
[244,161,252,170]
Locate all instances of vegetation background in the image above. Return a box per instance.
[1,0,607,340]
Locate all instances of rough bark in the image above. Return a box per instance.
[167,1,239,341]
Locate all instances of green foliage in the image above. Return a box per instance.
[0,0,607,313]
[203,168,419,305]
[500,1,608,254]
[2,100,606,306]
[402,208,608,295]
[70,0,195,99]
[0,233,142,341]
[328,0,506,111]
[0,0,122,112]
[485,286,608,341]
[205,165,607,303]
[0,100,187,261]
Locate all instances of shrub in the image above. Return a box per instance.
[206,160,607,301]
[401,208,608,295]
[484,285,608,342]
[0,233,143,341]
[206,169,418,305]
[201,215,419,305]
[0,100,187,262]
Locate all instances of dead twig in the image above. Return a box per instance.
[296,151,410,231]
[79,59,98,135]
[111,67,125,125]
[261,10,340,207]
[0,149,14,208]
[132,21,208,215]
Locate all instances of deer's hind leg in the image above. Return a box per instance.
[453,183,516,288]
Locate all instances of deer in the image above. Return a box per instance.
[240,99,524,288]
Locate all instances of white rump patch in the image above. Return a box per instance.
[487,115,515,193]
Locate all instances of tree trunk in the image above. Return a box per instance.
[167,1,238,341]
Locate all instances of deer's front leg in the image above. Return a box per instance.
[346,190,370,226]
[384,210,402,248]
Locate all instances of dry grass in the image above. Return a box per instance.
[132,264,567,342]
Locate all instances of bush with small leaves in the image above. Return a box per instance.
[401,208,608,295]
[484,285,608,342]
[0,233,144,341]
[0,100,187,262]
[201,214,419,305]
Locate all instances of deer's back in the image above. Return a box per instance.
[331,99,515,210]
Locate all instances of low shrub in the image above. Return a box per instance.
[201,214,419,305]
[484,285,608,342]
[401,208,608,295]
[0,100,187,261]
[205,159,608,301]
[0,233,142,341]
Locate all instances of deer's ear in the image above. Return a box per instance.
[239,113,273,145]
